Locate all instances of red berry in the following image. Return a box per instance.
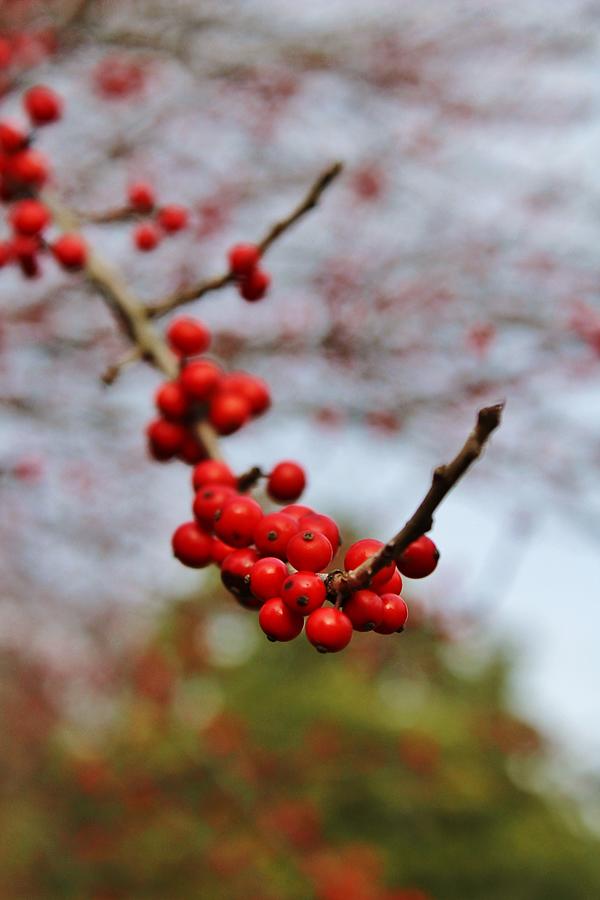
[376,567,403,595]
[259,598,303,642]
[10,235,39,261]
[155,381,189,420]
[268,461,306,503]
[250,557,288,602]
[397,536,439,579]
[209,391,251,436]
[305,607,353,653]
[172,522,213,568]
[254,512,299,560]
[192,459,237,491]
[177,432,206,465]
[158,204,188,233]
[221,548,260,607]
[298,513,341,552]
[0,38,11,70]
[128,181,155,212]
[192,484,236,531]
[286,531,333,573]
[374,594,409,634]
[146,418,186,460]
[239,267,270,302]
[220,372,270,417]
[180,359,222,401]
[214,495,263,548]
[24,85,62,125]
[167,317,211,357]
[228,243,261,277]
[281,571,326,615]
[10,199,50,236]
[344,539,395,591]
[0,121,27,154]
[134,222,161,251]
[8,148,50,186]
[211,536,235,565]
[280,504,313,521]
[343,590,384,632]
[51,233,87,270]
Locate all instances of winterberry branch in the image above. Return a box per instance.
[42,189,222,458]
[146,161,343,317]
[328,402,505,597]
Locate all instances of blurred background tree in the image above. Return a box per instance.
[2,2,600,897]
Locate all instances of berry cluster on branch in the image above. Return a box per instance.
[1,82,504,655]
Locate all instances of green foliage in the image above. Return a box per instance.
[1,580,598,899]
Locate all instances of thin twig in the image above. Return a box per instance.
[146,161,343,317]
[101,347,143,385]
[328,403,505,597]
[42,189,221,459]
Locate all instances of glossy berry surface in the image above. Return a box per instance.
[298,513,341,552]
[214,496,263,548]
[254,512,299,559]
[343,590,384,632]
[281,571,326,615]
[375,567,403,595]
[344,539,396,591]
[286,530,333,573]
[228,243,261,277]
[374,594,409,634]
[220,548,260,606]
[221,372,270,416]
[167,317,211,357]
[193,484,236,530]
[259,598,304,642]
[171,522,213,568]
[305,607,353,653]
[250,557,289,602]
[398,535,439,579]
[268,461,306,502]
[192,460,237,491]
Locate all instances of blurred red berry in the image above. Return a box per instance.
[209,391,251,436]
[180,359,222,401]
[155,381,189,420]
[239,266,270,301]
[146,418,186,461]
[221,548,260,606]
[24,84,62,125]
[192,459,237,491]
[228,242,261,277]
[167,317,211,357]
[158,204,188,233]
[128,181,155,212]
[134,222,161,252]
[51,234,87,270]
[10,199,50,235]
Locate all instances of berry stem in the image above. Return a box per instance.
[327,403,505,597]
[145,160,343,317]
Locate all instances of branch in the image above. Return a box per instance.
[42,190,221,459]
[328,403,505,596]
[146,161,343,317]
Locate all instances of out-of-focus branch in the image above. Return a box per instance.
[42,190,221,459]
[77,206,137,225]
[327,403,505,596]
[146,161,343,317]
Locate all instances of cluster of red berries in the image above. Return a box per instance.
[147,315,271,462]
[0,85,88,277]
[128,181,189,252]
[170,455,440,654]
[227,242,270,302]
